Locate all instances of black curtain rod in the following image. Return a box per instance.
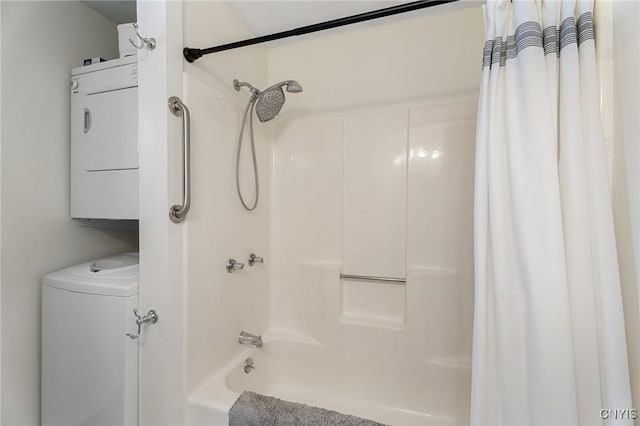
[184,0,458,63]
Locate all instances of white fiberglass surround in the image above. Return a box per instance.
[188,330,468,425]
[181,2,484,425]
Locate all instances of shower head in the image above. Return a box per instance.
[262,80,303,94]
[255,87,286,122]
[284,80,303,93]
[255,80,303,122]
[234,79,303,122]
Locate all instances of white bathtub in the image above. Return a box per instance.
[186,331,469,425]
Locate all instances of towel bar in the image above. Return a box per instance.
[339,274,405,284]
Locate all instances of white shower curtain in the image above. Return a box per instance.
[472,1,633,424]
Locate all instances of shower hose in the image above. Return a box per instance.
[236,95,259,211]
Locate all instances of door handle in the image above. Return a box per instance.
[83,108,92,134]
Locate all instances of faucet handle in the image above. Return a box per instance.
[226,258,245,273]
[248,253,264,266]
[239,331,259,339]
[238,331,263,348]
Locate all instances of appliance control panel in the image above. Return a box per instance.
[71,63,137,95]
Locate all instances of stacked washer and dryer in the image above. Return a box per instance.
[42,24,141,426]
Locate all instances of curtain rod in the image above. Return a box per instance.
[183,0,458,63]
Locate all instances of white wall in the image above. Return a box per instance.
[268,5,483,423]
[182,0,270,396]
[268,5,483,115]
[136,1,185,424]
[1,2,138,424]
[611,0,640,412]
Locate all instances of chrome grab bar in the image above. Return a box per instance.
[340,273,406,284]
[168,96,191,223]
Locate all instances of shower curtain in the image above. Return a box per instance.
[472,1,633,424]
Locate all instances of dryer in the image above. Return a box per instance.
[70,56,138,220]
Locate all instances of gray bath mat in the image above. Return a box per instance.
[229,391,387,426]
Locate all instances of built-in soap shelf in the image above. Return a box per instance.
[298,261,461,331]
[340,275,406,330]
[299,260,408,330]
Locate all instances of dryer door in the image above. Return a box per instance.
[82,87,138,172]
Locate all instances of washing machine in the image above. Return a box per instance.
[42,253,139,426]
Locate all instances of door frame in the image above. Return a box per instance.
[137,1,185,424]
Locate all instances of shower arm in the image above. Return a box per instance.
[234,79,260,96]
[183,0,458,63]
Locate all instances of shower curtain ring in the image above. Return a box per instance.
[129,23,156,51]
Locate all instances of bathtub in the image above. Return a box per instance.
[186,331,469,425]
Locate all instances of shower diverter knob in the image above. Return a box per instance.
[248,253,264,266]
[226,258,245,273]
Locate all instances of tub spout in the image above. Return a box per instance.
[239,331,263,348]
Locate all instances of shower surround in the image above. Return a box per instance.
[182,2,484,424]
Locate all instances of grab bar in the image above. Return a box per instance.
[340,274,406,284]
[168,96,191,223]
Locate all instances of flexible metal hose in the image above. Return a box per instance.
[235,95,259,211]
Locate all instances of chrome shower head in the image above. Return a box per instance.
[234,79,303,122]
[255,80,303,122]
[255,87,286,122]
[263,80,304,94]
[284,80,303,93]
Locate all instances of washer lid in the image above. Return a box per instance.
[43,253,139,297]
[67,253,139,279]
